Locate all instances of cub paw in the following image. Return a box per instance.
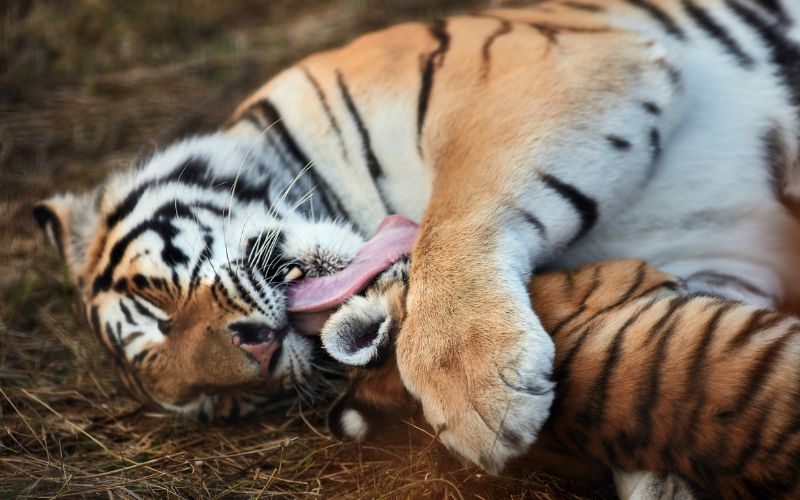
[320,258,408,366]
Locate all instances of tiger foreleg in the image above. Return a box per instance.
[395,195,558,474]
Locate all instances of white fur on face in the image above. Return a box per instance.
[281,215,364,277]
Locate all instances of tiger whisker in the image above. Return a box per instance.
[248,163,315,270]
[256,189,316,275]
[221,117,282,274]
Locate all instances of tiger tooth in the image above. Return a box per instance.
[283,267,304,283]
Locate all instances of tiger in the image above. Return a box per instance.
[32,0,800,497]
[321,258,800,499]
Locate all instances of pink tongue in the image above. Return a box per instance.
[286,215,418,315]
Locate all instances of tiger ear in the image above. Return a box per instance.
[33,189,103,282]
[320,295,395,367]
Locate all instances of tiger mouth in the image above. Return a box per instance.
[286,215,418,335]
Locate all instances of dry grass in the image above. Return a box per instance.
[0,1,607,497]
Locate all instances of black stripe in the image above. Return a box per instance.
[681,303,734,448]
[722,403,772,474]
[225,267,266,316]
[249,99,349,220]
[649,127,661,154]
[93,201,223,295]
[516,207,547,239]
[762,126,800,213]
[563,268,576,295]
[575,301,655,430]
[560,1,604,12]
[642,101,662,115]
[540,174,598,242]
[629,305,684,451]
[727,309,782,351]
[89,306,109,352]
[753,0,791,25]
[417,19,450,151]
[726,1,800,127]
[649,127,662,166]
[243,262,270,306]
[32,204,65,257]
[480,18,512,79]
[335,71,383,181]
[576,262,650,328]
[131,349,149,365]
[760,366,800,464]
[216,279,248,315]
[606,135,632,150]
[638,280,681,297]
[335,70,390,213]
[251,231,290,281]
[105,321,124,358]
[732,327,793,413]
[302,67,349,162]
[549,323,593,421]
[657,59,684,90]
[212,276,248,315]
[105,157,264,233]
[688,269,775,301]
[121,331,143,348]
[106,157,208,228]
[531,22,559,44]
[187,233,213,299]
[530,22,610,42]
[119,300,137,326]
[130,296,158,320]
[642,295,691,347]
[209,278,232,313]
[682,0,754,67]
[550,265,603,336]
[623,0,686,39]
[132,274,149,289]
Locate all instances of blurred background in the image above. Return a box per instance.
[3,1,606,497]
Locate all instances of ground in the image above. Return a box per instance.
[0,1,609,498]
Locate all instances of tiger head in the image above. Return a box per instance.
[33,130,366,421]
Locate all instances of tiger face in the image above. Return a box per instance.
[34,131,365,421]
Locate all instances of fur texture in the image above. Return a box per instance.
[34,0,800,484]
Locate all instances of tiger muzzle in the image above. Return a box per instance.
[228,321,287,378]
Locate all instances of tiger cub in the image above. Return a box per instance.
[321,259,800,499]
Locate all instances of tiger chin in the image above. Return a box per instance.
[322,259,800,499]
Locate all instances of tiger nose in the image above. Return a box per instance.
[228,321,280,346]
[228,321,286,378]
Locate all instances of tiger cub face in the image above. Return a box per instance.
[34,132,365,421]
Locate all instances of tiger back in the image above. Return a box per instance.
[321,259,800,499]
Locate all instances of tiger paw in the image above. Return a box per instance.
[396,296,556,474]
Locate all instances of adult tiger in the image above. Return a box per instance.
[33,0,800,497]
[321,258,800,499]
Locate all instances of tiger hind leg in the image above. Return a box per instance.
[612,261,783,499]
